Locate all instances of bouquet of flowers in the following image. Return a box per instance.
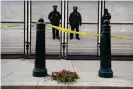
[51,69,79,84]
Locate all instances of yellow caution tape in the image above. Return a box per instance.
[111,35,133,39]
[0,25,18,28]
[1,23,133,39]
[47,24,101,37]
[48,24,133,40]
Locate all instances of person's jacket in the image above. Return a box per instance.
[48,11,61,24]
[69,11,82,25]
[102,13,111,24]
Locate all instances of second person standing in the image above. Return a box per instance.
[69,6,82,40]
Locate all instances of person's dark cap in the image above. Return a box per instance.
[53,5,57,8]
[104,8,108,12]
[73,6,78,9]
[38,18,44,22]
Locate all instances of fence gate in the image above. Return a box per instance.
[1,1,26,58]
[30,1,63,59]
[65,1,101,60]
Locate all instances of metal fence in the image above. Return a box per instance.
[1,1,133,59]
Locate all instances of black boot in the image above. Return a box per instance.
[76,37,80,40]
[56,36,60,40]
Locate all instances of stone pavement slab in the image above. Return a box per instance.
[1,59,30,78]
[1,59,133,89]
[71,60,100,72]
[111,61,133,73]
[46,60,74,72]
[71,60,133,73]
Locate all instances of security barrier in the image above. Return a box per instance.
[1,23,133,39]
[48,24,133,39]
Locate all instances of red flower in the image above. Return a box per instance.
[57,71,62,75]
[52,72,58,76]
[62,70,64,72]
[51,69,79,83]
[73,72,78,76]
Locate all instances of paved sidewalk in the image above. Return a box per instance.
[1,59,133,89]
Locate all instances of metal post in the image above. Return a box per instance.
[63,0,66,59]
[97,1,100,56]
[98,19,113,78]
[24,1,26,56]
[60,0,63,59]
[103,0,105,12]
[33,18,47,77]
[100,0,103,34]
[30,1,32,56]
[26,1,29,56]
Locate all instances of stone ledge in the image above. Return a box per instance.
[2,82,133,89]
[1,85,36,89]
[1,82,37,89]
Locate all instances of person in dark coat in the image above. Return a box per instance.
[101,8,111,32]
[102,9,111,25]
[69,6,82,40]
[48,5,61,40]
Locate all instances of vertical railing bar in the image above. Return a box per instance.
[27,1,29,56]
[24,1,26,56]
[97,1,100,56]
[30,0,32,56]
[60,0,63,59]
[66,0,69,59]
